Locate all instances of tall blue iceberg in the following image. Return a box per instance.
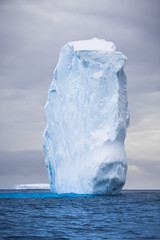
[43,38,129,194]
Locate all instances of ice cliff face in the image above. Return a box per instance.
[43,38,129,194]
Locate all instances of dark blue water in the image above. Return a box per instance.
[0,190,159,239]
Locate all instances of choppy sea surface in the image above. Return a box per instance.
[0,190,159,239]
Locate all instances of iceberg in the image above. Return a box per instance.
[14,184,50,190]
[43,38,129,194]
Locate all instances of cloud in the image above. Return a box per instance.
[0,0,160,188]
[0,150,49,188]
[125,158,160,189]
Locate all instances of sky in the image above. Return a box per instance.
[0,0,160,189]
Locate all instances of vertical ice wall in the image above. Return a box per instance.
[43,38,129,194]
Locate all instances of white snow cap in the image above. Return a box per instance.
[68,38,116,52]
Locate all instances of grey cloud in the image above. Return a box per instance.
[0,90,26,101]
[0,0,160,188]
[0,150,48,188]
[125,158,160,189]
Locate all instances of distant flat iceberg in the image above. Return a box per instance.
[44,38,129,194]
[14,184,50,190]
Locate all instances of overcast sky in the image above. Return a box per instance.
[0,0,160,189]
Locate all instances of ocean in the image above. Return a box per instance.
[0,190,159,239]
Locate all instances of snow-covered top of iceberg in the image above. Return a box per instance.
[68,38,116,52]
